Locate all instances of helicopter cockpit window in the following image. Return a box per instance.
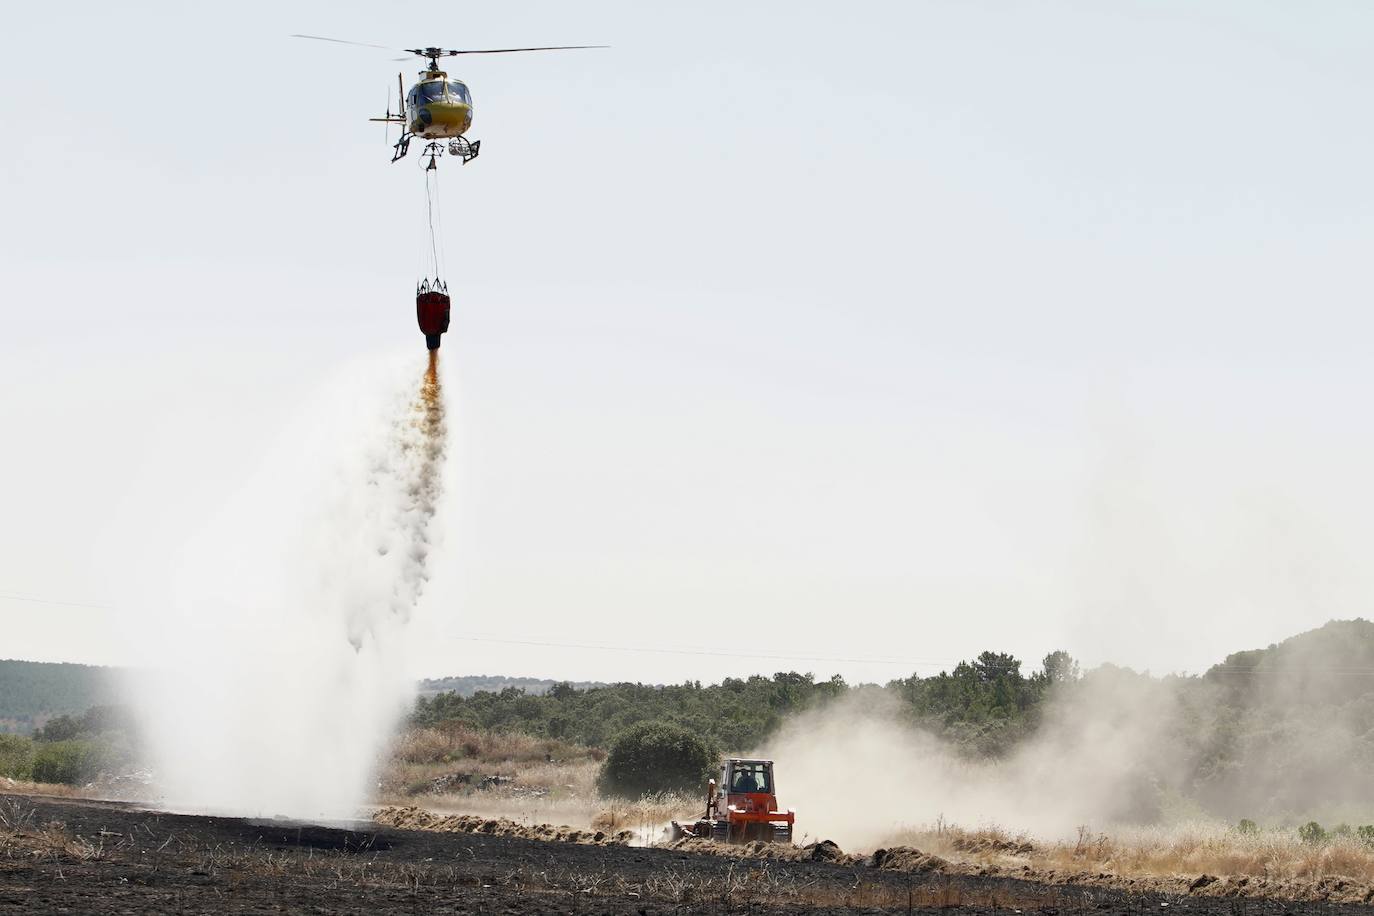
[447,81,471,104]
[419,82,448,103]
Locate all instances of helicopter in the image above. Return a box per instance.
[292,35,607,167]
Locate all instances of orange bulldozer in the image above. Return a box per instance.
[670,758,795,843]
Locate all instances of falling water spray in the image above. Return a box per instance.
[131,352,450,819]
[346,349,447,649]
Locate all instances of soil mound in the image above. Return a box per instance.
[662,835,856,865]
[662,835,949,875]
[373,805,633,845]
[867,846,950,873]
[805,839,846,862]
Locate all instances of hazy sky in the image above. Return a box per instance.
[3,1,1374,684]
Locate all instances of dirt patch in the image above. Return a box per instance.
[373,804,634,845]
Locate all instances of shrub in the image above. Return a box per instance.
[1358,825,1374,847]
[597,721,718,798]
[33,715,82,743]
[1298,821,1327,845]
[1236,818,1257,834]
[30,740,104,786]
[0,735,34,780]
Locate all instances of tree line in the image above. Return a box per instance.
[413,650,1079,756]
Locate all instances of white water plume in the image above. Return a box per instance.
[128,353,449,819]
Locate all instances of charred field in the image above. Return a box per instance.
[3,793,1373,916]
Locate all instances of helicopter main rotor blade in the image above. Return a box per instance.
[404,45,610,56]
[291,34,398,51]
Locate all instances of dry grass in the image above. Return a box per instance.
[508,759,598,792]
[378,724,601,800]
[0,777,91,799]
[392,760,600,823]
[882,820,1374,887]
[1049,823,1374,884]
[375,726,702,845]
[391,724,601,767]
[378,726,606,831]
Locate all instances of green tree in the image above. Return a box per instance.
[34,715,82,742]
[1041,651,1080,685]
[598,721,718,798]
[1298,821,1327,845]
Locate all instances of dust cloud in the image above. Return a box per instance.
[128,352,449,819]
[758,678,1179,850]
[758,630,1374,851]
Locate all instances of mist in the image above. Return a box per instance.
[124,352,449,819]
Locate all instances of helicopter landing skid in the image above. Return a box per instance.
[391,131,412,163]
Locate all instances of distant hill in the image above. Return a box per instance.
[1212,617,1374,666]
[417,675,606,699]
[0,659,122,734]
[0,660,607,732]
[1204,617,1374,703]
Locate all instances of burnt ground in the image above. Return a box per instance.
[1,793,1371,915]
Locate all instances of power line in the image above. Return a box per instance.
[0,591,116,611]
[441,633,1374,677]
[10,587,1374,677]
[442,633,1043,672]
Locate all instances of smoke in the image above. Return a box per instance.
[128,352,448,819]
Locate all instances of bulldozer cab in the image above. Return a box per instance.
[723,759,773,796]
[673,757,794,844]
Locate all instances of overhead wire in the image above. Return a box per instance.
[0,590,117,612]
[435,631,1374,677]
[6,588,1374,677]
[440,632,964,670]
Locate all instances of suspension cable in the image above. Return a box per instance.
[424,167,442,282]
[433,165,448,283]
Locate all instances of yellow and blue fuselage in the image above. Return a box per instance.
[406,73,473,139]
